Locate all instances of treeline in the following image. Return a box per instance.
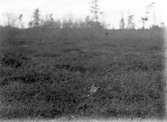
[2,8,106,30]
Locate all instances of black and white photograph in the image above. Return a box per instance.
[0,0,166,121]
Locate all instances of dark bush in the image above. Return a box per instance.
[1,52,29,68]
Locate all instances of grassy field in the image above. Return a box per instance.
[0,25,165,119]
[0,119,166,122]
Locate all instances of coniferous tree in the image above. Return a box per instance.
[120,17,125,30]
[29,8,41,27]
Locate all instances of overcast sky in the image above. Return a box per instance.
[0,0,166,28]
